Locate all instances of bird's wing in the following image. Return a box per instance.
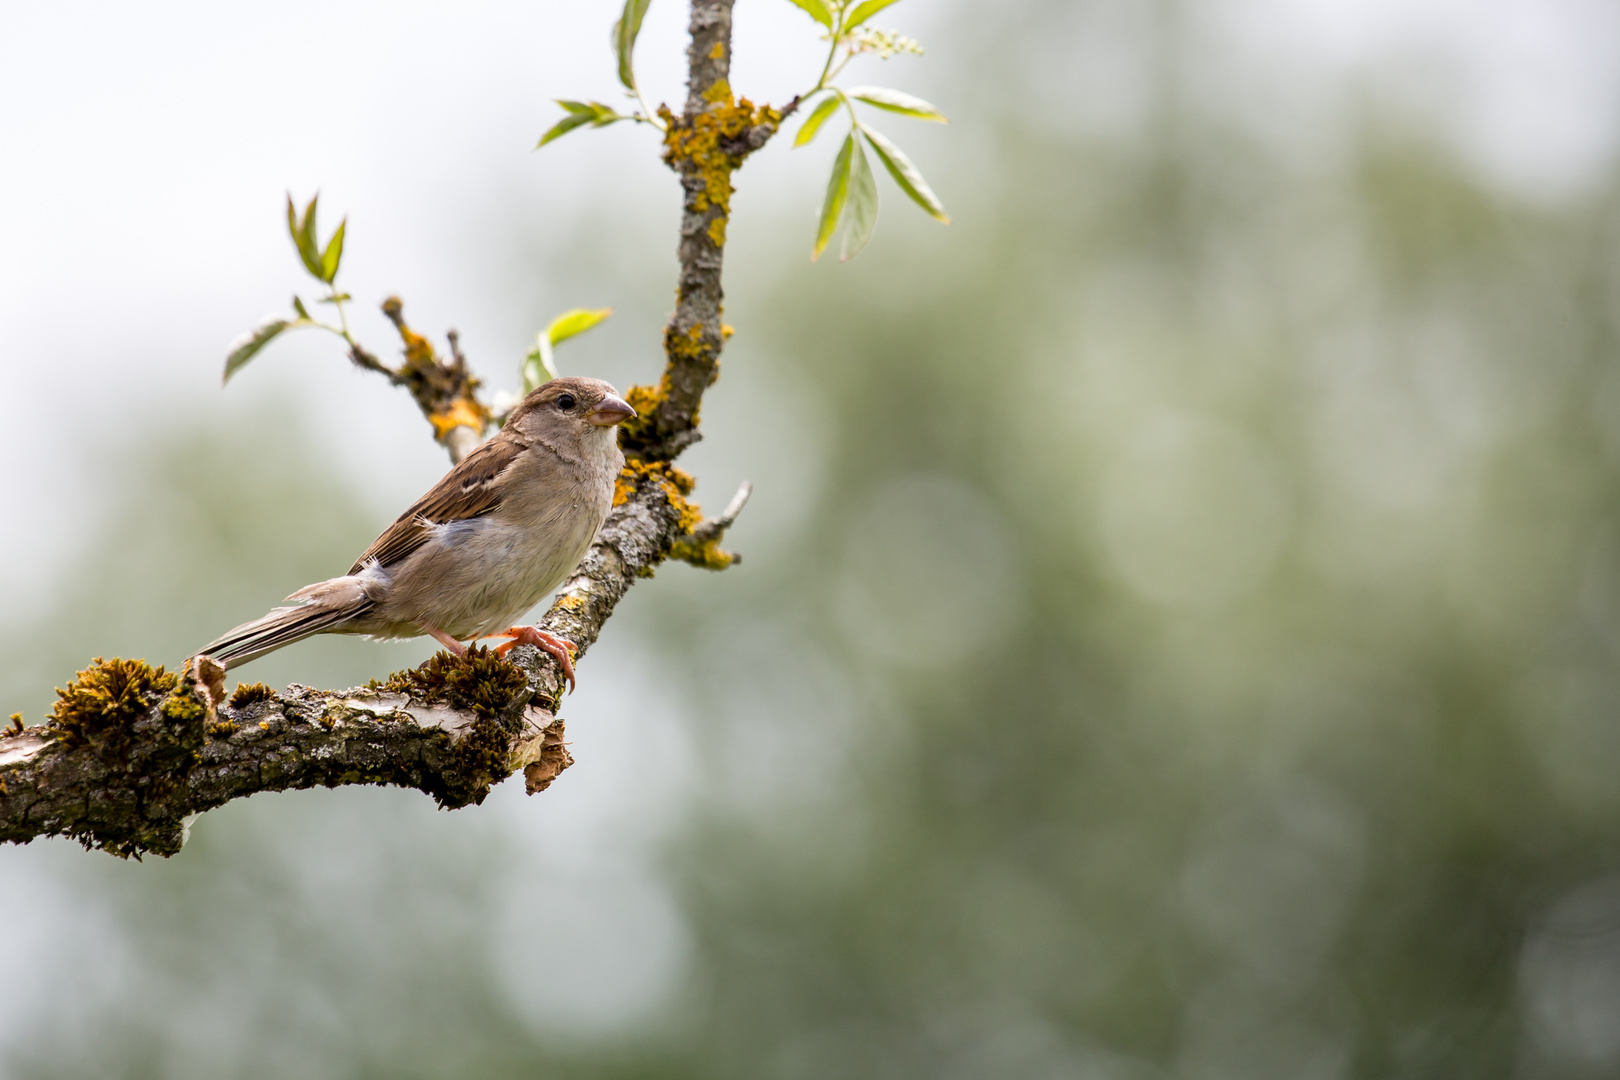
[346,435,527,575]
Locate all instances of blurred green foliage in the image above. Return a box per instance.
[7,0,1620,1077]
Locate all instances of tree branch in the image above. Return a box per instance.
[1,0,783,858]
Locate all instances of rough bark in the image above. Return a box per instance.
[0,0,772,858]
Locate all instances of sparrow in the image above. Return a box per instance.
[194,377,635,690]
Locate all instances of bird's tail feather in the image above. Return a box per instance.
[195,577,374,670]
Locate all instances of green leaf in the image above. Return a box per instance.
[315,292,352,304]
[319,217,346,283]
[297,195,323,279]
[845,0,902,30]
[812,132,856,262]
[858,123,949,223]
[522,343,553,393]
[783,0,833,28]
[537,101,624,148]
[848,86,947,123]
[522,307,614,392]
[538,110,595,148]
[223,317,292,384]
[286,195,323,280]
[547,307,614,346]
[613,0,654,90]
[794,95,842,147]
[292,295,311,320]
[841,137,878,262]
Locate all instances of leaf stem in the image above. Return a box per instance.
[630,82,666,131]
[812,5,845,92]
[330,291,355,345]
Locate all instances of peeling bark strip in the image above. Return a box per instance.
[1,0,779,857]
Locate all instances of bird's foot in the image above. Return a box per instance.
[422,624,468,656]
[491,626,577,694]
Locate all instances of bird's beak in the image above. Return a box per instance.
[587,394,636,427]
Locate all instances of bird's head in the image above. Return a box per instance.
[507,377,636,445]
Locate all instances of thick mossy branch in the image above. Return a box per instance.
[0,651,563,859]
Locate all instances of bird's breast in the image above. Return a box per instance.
[377,460,615,639]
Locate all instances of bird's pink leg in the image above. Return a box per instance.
[488,626,577,693]
[420,623,468,656]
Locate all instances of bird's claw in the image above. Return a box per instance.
[492,626,578,694]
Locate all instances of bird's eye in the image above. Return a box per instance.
[557,393,577,410]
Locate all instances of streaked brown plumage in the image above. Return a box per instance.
[194,377,634,688]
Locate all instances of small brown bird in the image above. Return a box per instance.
[195,377,635,690]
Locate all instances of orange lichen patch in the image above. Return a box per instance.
[617,381,662,453]
[670,535,737,571]
[660,90,781,238]
[662,323,714,375]
[429,397,488,440]
[708,41,725,60]
[703,79,732,105]
[383,296,437,374]
[619,378,703,452]
[721,324,735,340]
[612,459,703,534]
[624,381,666,420]
[613,457,688,506]
[666,323,707,359]
[379,296,489,443]
[553,594,588,612]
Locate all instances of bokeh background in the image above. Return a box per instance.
[5,0,1620,1075]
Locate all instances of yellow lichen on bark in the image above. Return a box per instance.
[669,534,737,570]
[429,398,488,441]
[660,88,781,239]
[612,459,703,536]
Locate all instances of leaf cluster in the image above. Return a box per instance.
[787,2,949,261]
[536,0,662,147]
[222,193,352,384]
[286,194,346,286]
[221,192,611,421]
[534,0,950,262]
[785,0,899,31]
